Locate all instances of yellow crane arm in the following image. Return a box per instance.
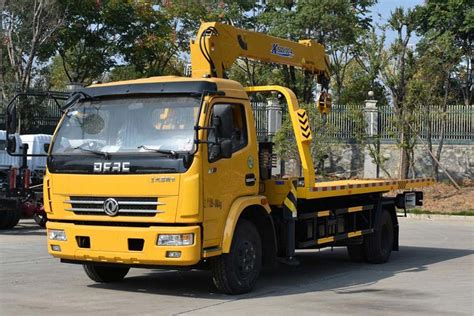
[190,22,331,86]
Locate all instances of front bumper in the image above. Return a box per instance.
[46,222,201,266]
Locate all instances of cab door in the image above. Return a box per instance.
[202,99,258,247]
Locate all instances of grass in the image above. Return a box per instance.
[403,208,474,216]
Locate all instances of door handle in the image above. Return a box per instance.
[245,173,256,186]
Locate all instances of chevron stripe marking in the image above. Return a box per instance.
[299,118,308,125]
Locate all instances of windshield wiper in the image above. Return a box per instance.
[138,145,178,158]
[73,146,110,159]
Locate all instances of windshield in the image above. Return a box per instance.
[51,95,200,155]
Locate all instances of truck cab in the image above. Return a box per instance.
[45,77,265,268]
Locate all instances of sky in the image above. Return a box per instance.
[371,0,424,45]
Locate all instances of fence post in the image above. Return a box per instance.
[267,98,284,176]
[363,96,379,178]
[267,98,282,138]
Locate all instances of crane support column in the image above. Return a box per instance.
[245,86,316,189]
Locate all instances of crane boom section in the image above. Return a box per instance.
[190,22,330,80]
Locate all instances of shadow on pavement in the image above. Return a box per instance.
[87,245,473,299]
[0,220,46,236]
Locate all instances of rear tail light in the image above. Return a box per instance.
[23,168,31,189]
[9,168,17,190]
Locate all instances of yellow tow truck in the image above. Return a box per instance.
[6,22,433,294]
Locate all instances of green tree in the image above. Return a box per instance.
[407,32,462,180]
[43,55,69,90]
[44,1,185,86]
[355,26,387,100]
[2,0,64,133]
[165,0,258,52]
[166,0,264,84]
[107,65,142,82]
[379,7,418,178]
[2,0,64,93]
[48,0,123,85]
[113,1,181,77]
[416,0,473,106]
[339,60,388,106]
[259,0,376,103]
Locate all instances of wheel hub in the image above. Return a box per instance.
[237,240,256,278]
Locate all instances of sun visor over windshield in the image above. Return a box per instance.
[79,81,218,98]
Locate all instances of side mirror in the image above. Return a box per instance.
[212,116,221,129]
[208,139,233,161]
[212,104,233,139]
[44,143,50,153]
[6,104,17,135]
[209,143,221,161]
[6,135,17,154]
[208,104,234,162]
[220,139,232,158]
[5,95,19,155]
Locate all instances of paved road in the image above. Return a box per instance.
[1,218,473,315]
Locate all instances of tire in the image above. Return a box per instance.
[211,219,262,294]
[0,209,21,229]
[364,209,394,263]
[0,211,8,227]
[83,264,130,283]
[33,213,47,228]
[347,243,366,262]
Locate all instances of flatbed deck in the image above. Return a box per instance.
[297,178,435,199]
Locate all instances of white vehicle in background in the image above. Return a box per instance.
[0,131,51,228]
[20,134,52,184]
[0,130,24,228]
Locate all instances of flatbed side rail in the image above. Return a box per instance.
[296,178,435,199]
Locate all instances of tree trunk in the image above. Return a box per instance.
[398,130,410,179]
[426,103,437,179]
[282,65,290,91]
[302,71,314,104]
[434,74,450,180]
[289,66,298,96]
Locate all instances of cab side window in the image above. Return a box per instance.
[208,103,248,161]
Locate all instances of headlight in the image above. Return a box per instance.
[48,229,67,241]
[157,234,194,246]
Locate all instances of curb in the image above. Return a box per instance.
[397,213,474,222]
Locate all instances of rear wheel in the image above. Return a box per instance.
[0,208,21,229]
[364,209,394,263]
[0,211,7,227]
[83,264,130,283]
[211,219,262,294]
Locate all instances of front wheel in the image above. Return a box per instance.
[83,264,130,283]
[211,219,262,294]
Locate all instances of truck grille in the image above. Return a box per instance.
[64,196,164,217]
